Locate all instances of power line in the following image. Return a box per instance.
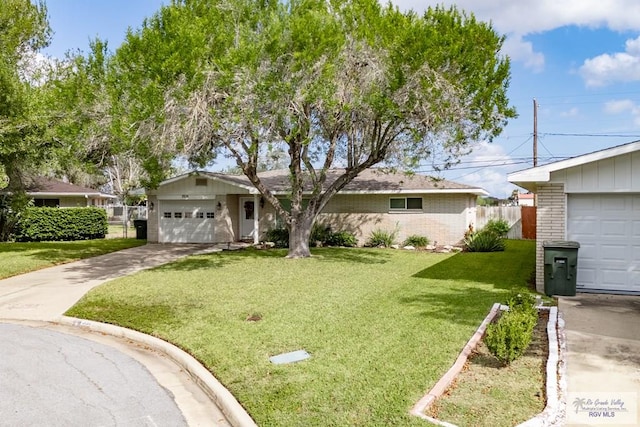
[542,133,640,138]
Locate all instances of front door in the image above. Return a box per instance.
[240,197,256,239]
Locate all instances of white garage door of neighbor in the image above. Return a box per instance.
[567,194,640,293]
[159,200,216,243]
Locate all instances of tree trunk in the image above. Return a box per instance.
[287,215,313,258]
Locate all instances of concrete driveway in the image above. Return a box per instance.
[0,244,234,427]
[559,294,640,426]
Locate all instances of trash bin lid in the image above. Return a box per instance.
[542,240,580,249]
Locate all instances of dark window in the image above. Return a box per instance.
[34,198,59,207]
[407,197,423,209]
[389,197,422,210]
[389,198,405,209]
[174,212,183,219]
[163,212,172,219]
[195,178,208,186]
[196,212,204,219]
[206,212,215,219]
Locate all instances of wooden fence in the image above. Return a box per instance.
[476,206,536,240]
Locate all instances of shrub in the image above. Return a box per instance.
[507,292,538,320]
[366,228,397,247]
[16,207,108,242]
[484,309,536,365]
[464,230,505,252]
[484,218,511,237]
[310,223,332,247]
[403,234,429,247]
[0,193,31,242]
[265,226,289,248]
[326,231,357,247]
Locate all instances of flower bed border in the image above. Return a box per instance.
[410,304,568,427]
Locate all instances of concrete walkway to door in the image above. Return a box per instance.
[558,294,640,426]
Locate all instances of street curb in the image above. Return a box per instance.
[56,316,258,427]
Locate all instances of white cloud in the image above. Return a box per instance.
[393,0,640,35]
[443,141,525,198]
[18,50,59,86]
[603,99,640,126]
[502,35,544,73]
[391,0,640,71]
[580,36,640,86]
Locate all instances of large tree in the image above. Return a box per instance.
[119,0,516,257]
[0,0,51,189]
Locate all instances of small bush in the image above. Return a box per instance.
[310,223,332,247]
[16,207,108,242]
[484,309,536,365]
[326,231,357,247]
[464,230,505,252]
[366,228,397,247]
[403,234,429,247]
[265,226,289,248]
[507,292,538,320]
[484,218,511,237]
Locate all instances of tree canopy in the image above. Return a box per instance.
[73,0,517,256]
[0,0,51,189]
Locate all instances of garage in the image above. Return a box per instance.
[158,200,216,243]
[508,140,640,295]
[567,194,640,293]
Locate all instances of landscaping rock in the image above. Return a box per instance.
[403,245,416,250]
[390,244,400,249]
[426,245,436,251]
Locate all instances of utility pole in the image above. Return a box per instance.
[533,98,538,167]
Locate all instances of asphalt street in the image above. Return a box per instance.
[0,323,187,427]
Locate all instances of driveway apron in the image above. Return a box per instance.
[559,294,640,426]
[0,243,230,426]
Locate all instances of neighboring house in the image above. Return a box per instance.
[508,140,640,295]
[145,169,488,246]
[517,192,535,206]
[22,177,116,207]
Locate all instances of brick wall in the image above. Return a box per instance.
[147,195,158,242]
[318,194,471,246]
[535,183,566,292]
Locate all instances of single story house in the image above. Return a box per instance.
[21,177,116,207]
[145,169,488,246]
[508,140,640,295]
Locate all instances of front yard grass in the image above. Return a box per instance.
[0,239,147,279]
[67,240,536,426]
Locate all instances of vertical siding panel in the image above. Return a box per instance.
[614,155,632,190]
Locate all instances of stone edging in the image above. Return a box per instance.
[56,316,258,427]
[410,304,568,427]
[409,302,502,424]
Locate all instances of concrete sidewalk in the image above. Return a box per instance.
[0,243,219,320]
[0,243,255,427]
[559,294,640,426]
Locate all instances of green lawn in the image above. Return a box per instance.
[67,240,536,426]
[0,239,147,279]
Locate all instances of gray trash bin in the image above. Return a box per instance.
[543,240,580,296]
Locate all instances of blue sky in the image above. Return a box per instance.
[42,0,640,197]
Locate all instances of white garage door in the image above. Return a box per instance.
[159,200,216,243]
[567,194,640,293]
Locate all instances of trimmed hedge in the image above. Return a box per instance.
[17,207,108,242]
